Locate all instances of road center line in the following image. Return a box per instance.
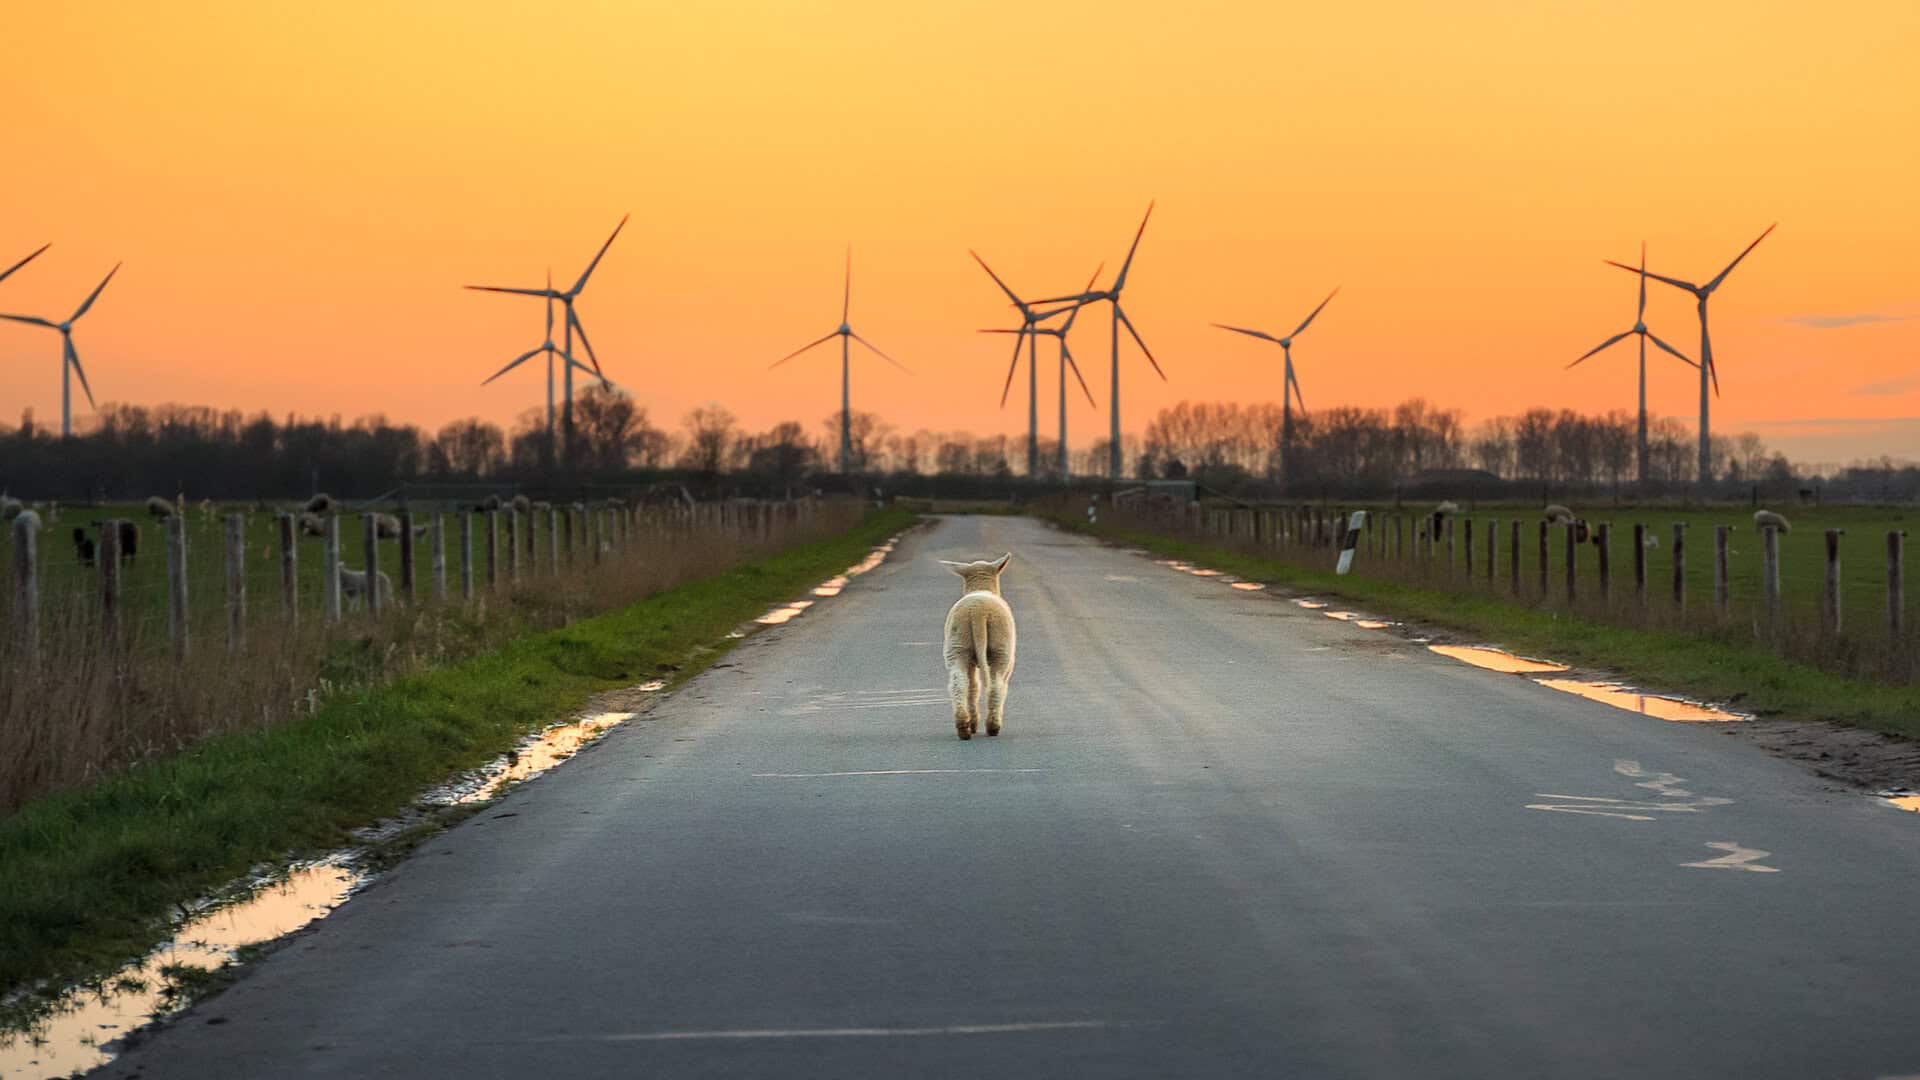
[751,768,1048,779]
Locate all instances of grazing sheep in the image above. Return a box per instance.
[369,512,403,540]
[511,494,532,515]
[145,495,175,518]
[72,527,95,568]
[304,493,335,514]
[0,496,21,522]
[336,561,394,609]
[941,553,1017,741]
[1644,533,1660,549]
[1427,500,1459,539]
[1754,509,1791,535]
[1543,504,1575,525]
[299,511,328,537]
[86,520,139,561]
[470,494,503,513]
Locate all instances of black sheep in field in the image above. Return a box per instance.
[72,527,96,568]
[84,520,140,562]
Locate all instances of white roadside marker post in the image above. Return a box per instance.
[1336,511,1366,575]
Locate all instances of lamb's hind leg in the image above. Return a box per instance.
[947,659,975,741]
[985,665,1009,737]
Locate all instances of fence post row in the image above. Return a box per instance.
[225,513,246,655]
[11,511,40,665]
[323,515,342,622]
[168,514,189,661]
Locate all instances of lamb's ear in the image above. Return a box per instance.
[938,560,969,575]
[991,552,1011,572]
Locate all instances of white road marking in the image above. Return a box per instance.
[752,769,1047,779]
[1682,841,1781,873]
[581,1020,1116,1041]
[1526,794,1731,821]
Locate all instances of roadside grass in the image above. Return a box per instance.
[0,508,914,1004]
[1051,516,1920,738]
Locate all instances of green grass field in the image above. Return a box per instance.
[0,507,914,1006]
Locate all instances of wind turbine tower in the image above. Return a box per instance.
[0,260,121,437]
[1210,287,1338,490]
[771,248,910,474]
[1571,242,1695,487]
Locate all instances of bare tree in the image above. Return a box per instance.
[680,404,738,474]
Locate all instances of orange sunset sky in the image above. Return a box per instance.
[2,2,1916,465]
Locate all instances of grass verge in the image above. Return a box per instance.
[1053,516,1920,737]
[0,508,915,1002]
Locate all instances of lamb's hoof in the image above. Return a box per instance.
[956,727,972,741]
[986,722,1001,737]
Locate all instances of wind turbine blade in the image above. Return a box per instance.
[1568,331,1632,367]
[70,263,121,321]
[0,312,57,329]
[1111,200,1154,292]
[567,308,605,376]
[1706,222,1777,292]
[977,328,1023,334]
[851,331,911,374]
[1606,260,1696,293]
[0,243,49,284]
[842,246,852,322]
[482,345,545,385]
[545,270,554,337]
[1290,286,1340,338]
[1646,331,1696,368]
[968,250,1026,308]
[771,330,839,368]
[1707,355,1721,397]
[65,336,97,409]
[1032,303,1077,323]
[1062,342,1096,407]
[569,213,630,295]
[1211,322,1280,344]
[999,330,1023,407]
[1116,306,1165,380]
[1636,241,1647,320]
[1028,291,1104,306]
[465,285,558,298]
[1060,263,1104,331]
[1288,367,1306,414]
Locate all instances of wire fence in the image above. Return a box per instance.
[0,497,849,811]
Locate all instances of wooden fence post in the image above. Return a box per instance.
[1889,531,1906,638]
[459,513,474,600]
[1760,524,1781,622]
[592,509,604,564]
[1632,523,1647,605]
[364,514,383,617]
[167,514,189,660]
[485,509,499,589]
[505,509,520,583]
[12,511,40,665]
[1538,521,1549,596]
[225,513,246,654]
[278,513,297,626]
[431,514,447,601]
[398,510,416,604]
[1508,519,1521,594]
[1595,523,1611,602]
[98,520,123,651]
[562,508,575,565]
[1672,523,1688,610]
[1714,525,1731,615]
[1824,529,1843,635]
[548,507,560,573]
[323,516,342,622]
[1463,518,1474,578]
[1486,518,1497,584]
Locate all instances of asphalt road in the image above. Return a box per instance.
[101,515,1920,1079]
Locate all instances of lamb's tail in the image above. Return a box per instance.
[970,608,990,675]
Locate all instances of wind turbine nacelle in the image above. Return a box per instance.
[1278,337,1293,349]
[1633,322,1647,334]
[837,322,851,335]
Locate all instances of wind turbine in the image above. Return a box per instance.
[977,264,1102,479]
[1607,223,1775,487]
[770,247,910,474]
[466,214,628,463]
[1032,202,1164,479]
[1,244,49,286]
[1571,242,1695,487]
[0,262,120,437]
[969,251,1081,477]
[1211,287,1339,490]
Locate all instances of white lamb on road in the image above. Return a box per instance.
[940,553,1016,741]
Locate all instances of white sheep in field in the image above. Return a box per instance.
[145,495,174,518]
[304,493,335,514]
[1754,509,1791,534]
[511,494,532,515]
[299,511,328,537]
[336,561,394,609]
[1543,504,1575,525]
[369,512,404,539]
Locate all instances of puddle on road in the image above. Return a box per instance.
[1882,793,1920,813]
[0,863,361,1080]
[1231,582,1266,591]
[1534,679,1746,723]
[1428,645,1571,674]
[755,599,815,625]
[1292,599,1327,610]
[749,536,900,628]
[1355,619,1394,630]
[1188,568,1222,577]
[811,576,850,597]
[428,710,639,806]
[1324,611,1362,621]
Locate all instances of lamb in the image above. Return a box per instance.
[336,561,395,609]
[299,511,328,537]
[1753,509,1791,535]
[72,526,95,568]
[145,495,174,518]
[1543,504,1575,525]
[304,493,335,514]
[940,553,1017,741]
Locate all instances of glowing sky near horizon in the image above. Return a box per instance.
[2,1,1916,464]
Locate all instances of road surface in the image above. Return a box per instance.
[101,515,1920,1079]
